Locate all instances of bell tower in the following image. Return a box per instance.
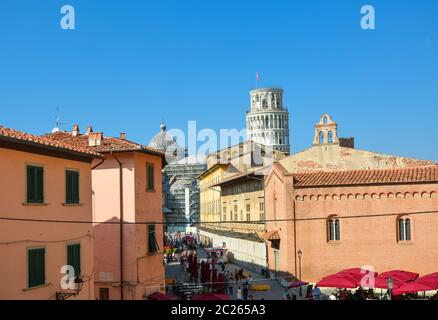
[314,113,339,145]
[246,88,290,154]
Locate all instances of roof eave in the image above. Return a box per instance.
[0,135,103,162]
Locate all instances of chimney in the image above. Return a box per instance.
[86,126,93,135]
[120,132,126,140]
[72,124,80,137]
[88,132,104,147]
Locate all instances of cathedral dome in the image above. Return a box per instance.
[149,122,177,151]
[148,122,187,161]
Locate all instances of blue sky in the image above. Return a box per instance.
[0,0,437,160]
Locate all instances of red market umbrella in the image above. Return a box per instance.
[372,270,419,289]
[335,268,378,288]
[416,272,438,288]
[337,268,378,281]
[372,277,404,289]
[148,292,178,300]
[192,293,230,300]
[393,282,436,296]
[378,270,419,282]
[317,275,358,288]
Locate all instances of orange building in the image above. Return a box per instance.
[46,126,166,300]
[0,126,101,300]
[265,164,438,283]
[264,115,438,283]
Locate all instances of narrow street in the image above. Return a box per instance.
[165,248,288,300]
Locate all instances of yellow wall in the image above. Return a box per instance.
[199,165,227,226]
[220,187,265,233]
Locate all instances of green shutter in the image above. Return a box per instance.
[147,164,154,191]
[67,244,81,277]
[66,171,79,204]
[27,166,44,203]
[28,248,45,288]
[72,171,79,203]
[35,167,44,203]
[66,171,72,203]
[27,166,35,203]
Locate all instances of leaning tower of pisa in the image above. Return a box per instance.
[246,88,290,154]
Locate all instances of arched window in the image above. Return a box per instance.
[319,131,325,144]
[398,217,412,242]
[323,116,328,124]
[328,131,333,143]
[328,217,340,241]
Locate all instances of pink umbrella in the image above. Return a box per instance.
[337,268,378,282]
[378,270,419,282]
[372,277,404,289]
[416,272,438,287]
[317,274,358,288]
[148,292,179,300]
[393,282,436,296]
[372,270,419,289]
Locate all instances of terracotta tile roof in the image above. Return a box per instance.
[293,166,438,187]
[0,126,101,157]
[43,132,165,157]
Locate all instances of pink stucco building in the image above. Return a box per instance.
[46,126,166,300]
[263,115,438,283]
[0,126,100,300]
[265,163,438,283]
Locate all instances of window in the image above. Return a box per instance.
[398,219,404,241]
[146,163,154,191]
[28,248,45,288]
[148,225,159,253]
[323,116,328,124]
[246,204,251,221]
[234,204,238,221]
[67,243,81,277]
[328,131,333,143]
[328,217,341,241]
[259,202,265,221]
[66,170,80,204]
[319,131,324,144]
[222,206,227,221]
[27,165,44,203]
[398,217,412,242]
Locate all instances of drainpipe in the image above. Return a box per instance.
[111,152,124,301]
[293,189,298,278]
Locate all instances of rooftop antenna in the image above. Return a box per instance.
[52,106,67,133]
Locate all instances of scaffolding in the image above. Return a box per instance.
[162,162,206,232]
